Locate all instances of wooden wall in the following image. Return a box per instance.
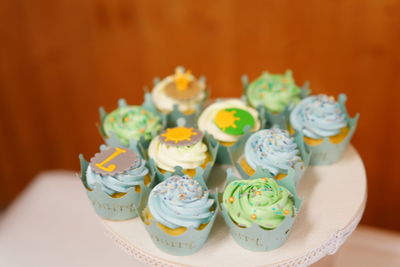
[1,0,399,231]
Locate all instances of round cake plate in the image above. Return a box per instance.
[102,145,366,267]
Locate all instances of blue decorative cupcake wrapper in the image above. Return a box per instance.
[293,94,359,166]
[137,173,218,256]
[78,154,156,220]
[241,75,311,130]
[235,130,312,186]
[98,98,167,155]
[221,168,302,251]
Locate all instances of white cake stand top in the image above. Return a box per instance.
[102,145,366,267]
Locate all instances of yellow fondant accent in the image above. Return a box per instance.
[144,174,151,186]
[161,127,198,144]
[174,69,192,91]
[240,158,255,176]
[329,127,349,144]
[229,197,235,203]
[112,192,127,198]
[95,147,126,172]
[219,140,236,147]
[251,214,257,220]
[275,173,288,180]
[214,109,240,131]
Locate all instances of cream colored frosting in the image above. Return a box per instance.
[148,136,208,172]
[152,75,206,113]
[198,99,261,143]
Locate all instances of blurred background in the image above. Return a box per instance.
[0,0,399,241]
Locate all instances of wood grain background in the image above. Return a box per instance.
[1,0,399,231]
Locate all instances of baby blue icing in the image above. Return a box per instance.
[290,95,347,139]
[148,175,214,229]
[244,128,303,175]
[86,158,149,195]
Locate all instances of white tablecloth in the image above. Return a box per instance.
[0,171,147,267]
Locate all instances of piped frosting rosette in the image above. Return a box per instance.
[99,98,165,154]
[290,94,359,165]
[236,128,311,185]
[79,146,155,220]
[220,167,302,251]
[242,70,310,129]
[198,99,263,165]
[147,127,219,182]
[140,173,218,256]
[144,66,208,127]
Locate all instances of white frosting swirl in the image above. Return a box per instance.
[152,76,206,113]
[148,136,208,172]
[197,99,261,143]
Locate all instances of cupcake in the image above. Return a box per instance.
[198,99,261,164]
[99,99,163,151]
[244,70,309,129]
[290,94,359,165]
[148,127,217,180]
[150,66,207,127]
[237,128,310,185]
[79,146,154,220]
[142,174,218,256]
[221,171,301,251]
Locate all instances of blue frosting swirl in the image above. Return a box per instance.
[148,175,214,229]
[244,128,303,175]
[290,95,347,139]
[86,158,149,195]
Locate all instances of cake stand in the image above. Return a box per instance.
[102,145,366,267]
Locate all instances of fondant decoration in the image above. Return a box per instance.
[90,147,139,175]
[159,127,203,146]
[164,68,202,100]
[214,108,255,136]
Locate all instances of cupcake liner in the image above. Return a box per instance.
[241,74,311,130]
[138,172,219,256]
[293,94,359,165]
[98,98,167,154]
[147,133,219,184]
[146,71,209,128]
[78,152,156,220]
[234,130,312,186]
[221,167,302,251]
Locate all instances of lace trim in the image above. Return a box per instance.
[103,211,363,267]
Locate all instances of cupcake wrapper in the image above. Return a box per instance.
[221,168,302,251]
[147,133,219,184]
[137,174,219,256]
[235,131,311,186]
[78,154,156,220]
[295,94,359,166]
[98,98,167,154]
[146,74,209,128]
[241,75,311,130]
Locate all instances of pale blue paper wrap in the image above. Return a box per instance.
[139,171,219,256]
[221,167,302,251]
[293,94,359,166]
[78,151,156,220]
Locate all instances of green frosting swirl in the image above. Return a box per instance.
[247,70,302,113]
[223,178,294,229]
[103,106,162,145]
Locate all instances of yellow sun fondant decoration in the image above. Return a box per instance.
[214,109,240,131]
[174,68,192,91]
[161,127,198,144]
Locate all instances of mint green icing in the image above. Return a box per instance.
[223,178,294,229]
[247,70,302,113]
[103,106,162,146]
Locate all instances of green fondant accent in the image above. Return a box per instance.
[215,108,255,136]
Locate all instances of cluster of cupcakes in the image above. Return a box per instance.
[78,67,359,255]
